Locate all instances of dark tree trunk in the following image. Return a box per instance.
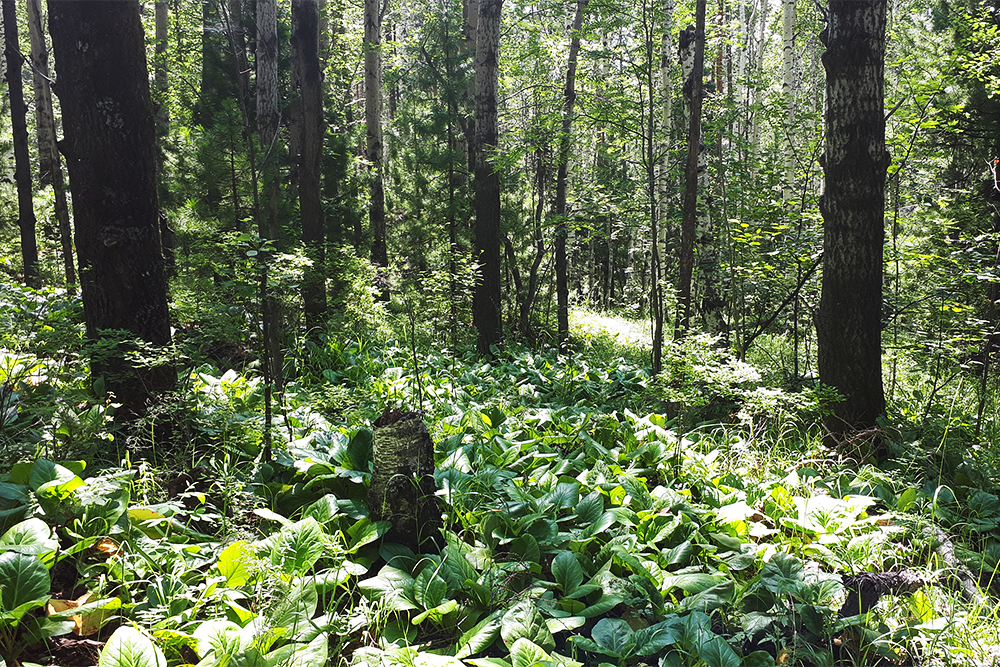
[365,0,388,298]
[48,0,175,415]
[554,0,588,350]
[293,0,327,329]
[367,408,442,552]
[4,0,39,288]
[473,0,503,355]
[816,0,888,435]
[676,8,705,340]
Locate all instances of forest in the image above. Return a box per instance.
[1,0,1000,665]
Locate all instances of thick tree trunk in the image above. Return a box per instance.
[367,408,442,552]
[781,0,797,202]
[816,0,888,435]
[26,0,74,285]
[48,0,175,415]
[365,0,388,298]
[473,0,503,355]
[553,0,588,350]
[155,0,169,136]
[4,0,39,288]
[293,0,327,329]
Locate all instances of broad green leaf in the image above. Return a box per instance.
[466,659,511,667]
[253,508,291,525]
[264,632,328,667]
[412,599,459,625]
[699,636,741,667]
[896,488,917,512]
[193,619,245,661]
[759,552,804,595]
[346,518,388,552]
[589,618,633,658]
[413,566,449,610]
[545,616,586,634]
[507,534,540,565]
[510,637,552,667]
[98,626,167,667]
[0,518,58,564]
[302,494,340,524]
[0,551,51,622]
[552,551,584,594]
[661,572,724,594]
[631,620,678,655]
[543,483,580,511]
[501,599,555,652]
[579,594,623,618]
[575,491,605,524]
[742,650,777,667]
[455,611,502,658]
[571,510,617,544]
[269,518,326,576]
[216,541,255,587]
[679,580,735,613]
[358,566,417,612]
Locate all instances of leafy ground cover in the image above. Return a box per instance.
[1,286,1000,666]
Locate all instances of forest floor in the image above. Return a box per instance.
[3,289,1000,666]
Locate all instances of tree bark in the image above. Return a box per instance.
[4,0,39,288]
[365,0,388,298]
[816,0,888,435]
[48,0,175,415]
[554,0,588,350]
[473,0,503,356]
[675,6,705,338]
[367,408,442,552]
[26,0,74,285]
[292,0,327,329]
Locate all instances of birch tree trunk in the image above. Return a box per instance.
[554,0,588,350]
[4,0,39,288]
[292,0,327,328]
[367,408,442,552]
[781,0,797,202]
[26,0,74,285]
[675,10,705,337]
[816,0,888,435]
[472,0,503,355]
[366,0,388,298]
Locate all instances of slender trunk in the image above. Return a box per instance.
[4,0,39,288]
[554,0,588,350]
[782,0,796,202]
[366,0,388,297]
[27,0,74,285]
[472,0,503,355]
[293,0,327,328]
[676,7,705,337]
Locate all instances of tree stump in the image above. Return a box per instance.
[366,407,442,552]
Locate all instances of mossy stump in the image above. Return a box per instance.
[366,407,442,552]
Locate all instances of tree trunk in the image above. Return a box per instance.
[4,0,39,288]
[48,0,175,416]
[256,0,283,389]
[781,0,797,202]
[815,0,888,435]
[367,408,442,552]
[26,0,74,285]
[293,0,327,329]
[675,7,705,338]
[366,0,388,298]
[472,0,503,356]
[553,0,588,350]
[154,0,169,136]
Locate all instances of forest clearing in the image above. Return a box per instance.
[2,0,1000,665]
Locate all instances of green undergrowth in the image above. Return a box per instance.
[1,284,1000,666]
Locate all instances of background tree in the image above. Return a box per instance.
[48,0,175,416]
[3,0,39,288]
[815,0,889,435]
[292,0,327,328]
[26,0,74,285]
[472,0,503,355]
[365,0,388,298]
